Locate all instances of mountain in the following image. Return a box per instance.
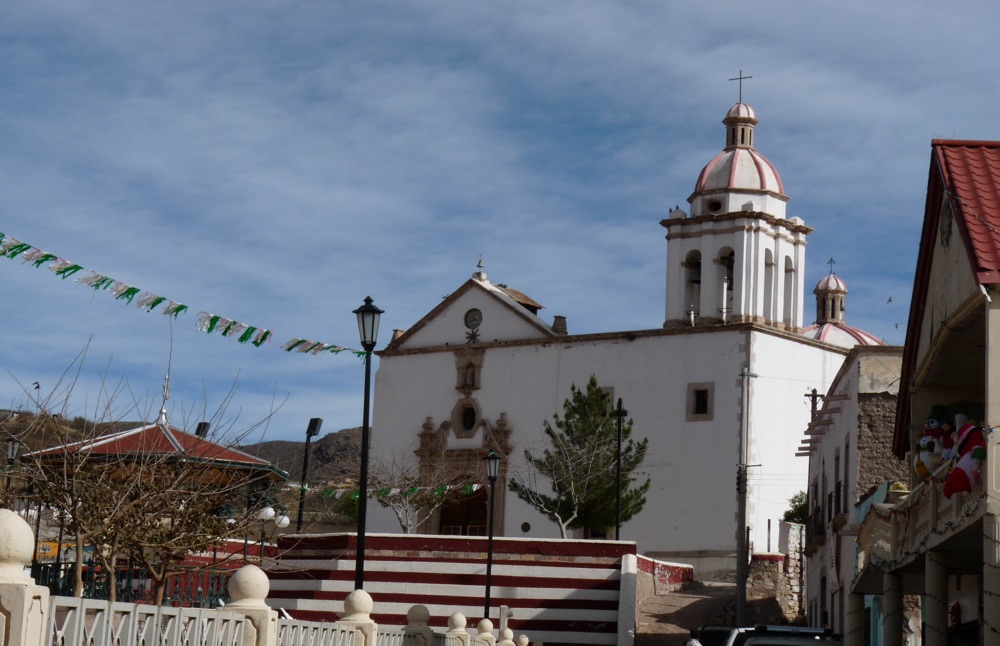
[239,427,362,484]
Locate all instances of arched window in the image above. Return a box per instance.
[684,250,702,316]
[783,256,795,327]
[716,248,735,321]
[763,249,775,323]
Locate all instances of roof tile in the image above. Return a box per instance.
[935,141,1000,281]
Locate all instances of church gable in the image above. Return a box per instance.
[385,275,555,352]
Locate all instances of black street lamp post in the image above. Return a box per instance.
[611,398,627,540]
[353,296,383,591]
[483,450,501,620]
[296,418,323,532]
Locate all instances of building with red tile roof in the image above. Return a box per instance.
[851,139,1000,645]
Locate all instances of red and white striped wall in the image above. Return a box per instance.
[266,533,661,646]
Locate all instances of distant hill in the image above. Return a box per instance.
[239,427,362,484]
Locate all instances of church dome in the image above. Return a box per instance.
[803,272,884,348]
[815,273,847,293]
[688,103,788,218]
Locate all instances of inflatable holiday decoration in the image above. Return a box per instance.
[942,419,987,498]
[914,405,953,480]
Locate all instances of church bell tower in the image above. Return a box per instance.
[661,103,810,331]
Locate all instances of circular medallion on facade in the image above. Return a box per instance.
[464,308,483,329]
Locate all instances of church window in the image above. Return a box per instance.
[782,255,796,327]
[687,382,714,422]
[462,406,477,431]
[694,390,709,415]
[708,200,722,213]
[684,251,702,317]
[451,398,482,438]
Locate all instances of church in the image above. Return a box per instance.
[368,102,882,580]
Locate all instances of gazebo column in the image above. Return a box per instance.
[925,551,948,646]
[881,572,903,646]
[985,513,1000,646]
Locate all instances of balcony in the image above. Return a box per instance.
[853,467,986,593]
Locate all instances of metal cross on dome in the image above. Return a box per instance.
[828,257,836,274]
[729,70,753,104]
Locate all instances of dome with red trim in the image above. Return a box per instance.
[688,103,789,218]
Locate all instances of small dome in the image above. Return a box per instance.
[806,271,882,347]
[815,274,847,293]
[726,102,756,120]
[688,103,787,217]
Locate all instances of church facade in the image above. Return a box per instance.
[368,103,877,580]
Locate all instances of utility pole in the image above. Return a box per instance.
[736,366,757,625]
[804,388,823,421]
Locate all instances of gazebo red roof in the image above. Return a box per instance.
[27,423,287,481]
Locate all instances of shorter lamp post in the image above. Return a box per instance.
[6,438,18,490]
[296,418,323,532]
[258,505,290,564]
[353,295,383,591]
[483,450,501,620]
[610,398,628,540]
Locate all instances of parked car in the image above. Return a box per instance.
[689,626,736,646]
[725,625,841,646]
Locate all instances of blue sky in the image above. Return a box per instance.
[0,1,996,443]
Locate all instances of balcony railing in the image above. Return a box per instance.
[855,466,986,577]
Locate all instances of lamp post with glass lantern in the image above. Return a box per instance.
[257,505,290,564]
[483,450,501,619]
[353,296,383,591]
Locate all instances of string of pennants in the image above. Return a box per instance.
[0,231,365,358]
[319,483,483,500]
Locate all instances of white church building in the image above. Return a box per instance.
[368,103,882,580]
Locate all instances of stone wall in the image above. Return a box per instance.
[857,393,909,496]
[746,554,802,624]
[746,524,806,626]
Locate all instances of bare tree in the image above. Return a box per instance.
[3,345,287,602]
[369,453,483,533]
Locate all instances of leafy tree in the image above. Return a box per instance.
[508,375,650,538]
[782,490,809,524]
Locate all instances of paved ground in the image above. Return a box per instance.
[635,582,736,646]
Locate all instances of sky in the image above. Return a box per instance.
[0,1,997,445]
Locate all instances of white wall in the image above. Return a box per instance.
[372,310,846,577]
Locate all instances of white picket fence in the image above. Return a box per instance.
[0,510,533,646]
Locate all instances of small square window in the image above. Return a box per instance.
[687,382,714,422]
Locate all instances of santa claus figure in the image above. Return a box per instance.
[942,420,987,499]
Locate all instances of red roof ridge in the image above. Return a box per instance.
[932,139,1000,149]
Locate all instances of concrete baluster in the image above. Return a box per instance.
[445,612,470,646]
[475,618,496,646]
[496,627,515,646]
[403,604,433,646]
[338,589,378,646]
[227,564,278,646]
[515,636,530,646]
[0,509,49,646]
